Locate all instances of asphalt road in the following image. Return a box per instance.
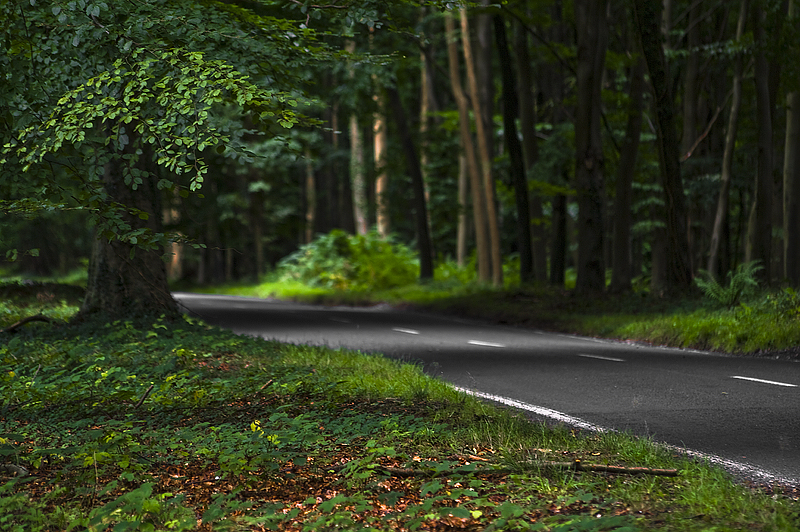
[174,292,800,485]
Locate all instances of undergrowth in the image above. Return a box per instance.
[1,300,798,530]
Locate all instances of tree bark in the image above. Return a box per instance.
[346,40,368,236]
[784,0,800,285]
[494,15,532,283]
[574,0,609,294]
[515,19,548,283]
[633,0,692,293]
[708,0,748,278]
[610,57,645,293]
[746,3,773,284]
[445,11,491,282]
[461,7,503,287]
[374,88,390,238]
[386,84,434,281]
[82,157,177,318]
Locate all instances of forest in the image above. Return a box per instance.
[2,0,800,314]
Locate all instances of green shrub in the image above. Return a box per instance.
[277,229,418,291]
[694,261,762,308]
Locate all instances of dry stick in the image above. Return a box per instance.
[1,314,54,333]
[327,460,678,478]
[0,464,29,477]
[134,384,155,409]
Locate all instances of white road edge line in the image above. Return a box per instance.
[392,327,420,335]
[468,340,506,348]
[452,385,797,485]
[731,376,798,388]
[578,354,625,362]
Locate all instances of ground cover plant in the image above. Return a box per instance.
[1,284,799,530]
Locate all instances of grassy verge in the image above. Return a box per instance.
[1,285,798,530]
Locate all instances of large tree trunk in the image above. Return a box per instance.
[386,84,434,281]
[633,0,692,293]
[461,7,503,287]
[746,3,773,284]
[445,11,491,282]
[574,0,609,294]
[82,157,177,318]
[708,0,748,278]
[515,19,547,283]
[494,15,532,283]
[610,57,645,293]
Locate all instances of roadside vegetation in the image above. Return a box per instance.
[1,282,799,531]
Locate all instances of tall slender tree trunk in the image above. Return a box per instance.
[610,57,645,293]
[461,7,503,287]
[494,15,532,283]
[708,0,748,278]
[574,0,609,293]
[374,89,389,238]
[445,11,491,282]
[305,147,316,244]
[386,84,434,280]
[633,0,692,293]
[784,0,800,285]
[456,153,469,266]
[681,1,702,160]
[346,40,368,236]
[515,19,547,282]
[746,3,773,284]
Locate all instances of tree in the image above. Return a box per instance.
[708,0,749,279]
[494,14,532,283]
[1,2,325,318]
[574,0,609,293]
[633,0,692,293]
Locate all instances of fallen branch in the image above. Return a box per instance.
[2,314,54,333]
[134,384,155,409]
[0,464,29,477]
[326,459,678,478]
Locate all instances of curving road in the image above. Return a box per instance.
[174,292,800,485]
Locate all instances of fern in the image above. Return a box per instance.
[694,261,763,308]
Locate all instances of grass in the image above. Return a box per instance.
[1,282,797,531]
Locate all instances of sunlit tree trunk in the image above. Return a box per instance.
[445,11,490,282]
[708,0,748,279]
[574,0,609,293]
[305,146,316,244]
[633,0,692,293]
[374,87,389,238]
[346,40,368,236]
[461,6,502,287]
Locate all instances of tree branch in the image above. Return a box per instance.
[2,314,54,334]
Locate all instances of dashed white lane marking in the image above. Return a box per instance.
[392,327,420,335]
[731,376,797,388]
[578,354,625,362]
[468,340,506,348]
[452,385,797,485]
[328,317,351,323]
